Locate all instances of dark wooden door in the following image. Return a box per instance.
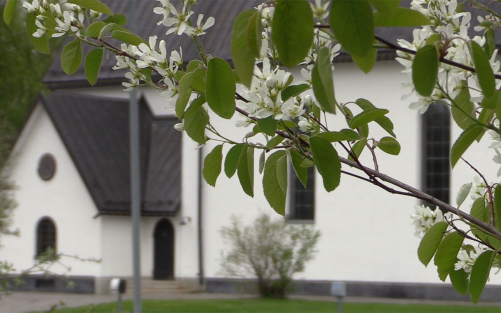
[153,219,174,280]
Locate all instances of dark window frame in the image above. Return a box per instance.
[36,217,57,257]
[288,166,315,222]
[421,104,451,205]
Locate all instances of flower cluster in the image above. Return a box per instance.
[470,176,489,201]
[236,2,338,134]
[115,0,214,97]
[455,245,486,273]
[153,0,214,36]
[22,0,89,38]
[113,36,183,93]
[397,0,500,113]
[410,204,452,237]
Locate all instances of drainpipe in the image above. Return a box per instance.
[198,146,205,286]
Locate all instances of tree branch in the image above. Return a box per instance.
[339,156,501,240]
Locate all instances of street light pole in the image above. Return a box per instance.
[128,0,142,312]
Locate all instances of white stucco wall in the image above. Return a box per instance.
[1,103,102,276]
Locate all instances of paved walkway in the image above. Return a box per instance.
[2,291,501,313]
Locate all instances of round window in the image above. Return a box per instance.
[38,154,56,181]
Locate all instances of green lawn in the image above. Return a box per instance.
[30,299,501,313]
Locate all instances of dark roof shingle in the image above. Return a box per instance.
[42,92,181,216]
[44,0,263,86]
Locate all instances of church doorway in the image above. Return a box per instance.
[153,219,174,280]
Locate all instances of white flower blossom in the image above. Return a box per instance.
[186,14,215,36]
[455,246,486,273]
[174,122,184,132]
[163,3,194,36]
[411,204,452,238]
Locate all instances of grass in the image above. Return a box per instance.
[30,299,501,313]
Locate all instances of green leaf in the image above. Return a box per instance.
[112,30,146,46]
[187,60,204,73]
[434,231,464,281]
[456,183,472,207]
[368,0,400,14]
[471,198,489,241]
[377,137,400,155]
[99,23,115,39]
[231,9,256,88]
[206,57,236,119]
[259,150,265,174]
[61,39,83,75]
[470,251,495,304]
[312,47,337,113]
[482,90,500,110]
[257,117,278,137]
[85,21,105,38]
[175,73,194,119]
[417,222,448,266]
[484,28,496,58]
[412,45,438,97]
[425,33,441,46]
[191,68,206,94]
[348,138,367,161]
[355,98,395,137]
[267,136,285,149]
[281,84,310,102]
[289,149,308,188]
[373,8,431,27]
[225,144,244,178]
[84,48,104,86]
[450,269,469,296]
[272,0,314,67]
[301,158,315,168]
[276,154,288,194]
[349,109,389,129]
[237,144,254,197]
[470,41,496,99]
[330,0,374,57]
[310,137,341,192]
[352,46,377,73]
[246,10,262,58]
[451,124,484,167]
[315,129,360,142]
[203,145,223,187]
[451,86,476,130]
[67,0,113,15]
[3,0,17,25]
[263,151,287,215]
[184,96,208,144]
[26,13,49,54]
[103,14,127,25]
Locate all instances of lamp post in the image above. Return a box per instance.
[128,0,142,312]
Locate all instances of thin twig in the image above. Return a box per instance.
[374,35,501,80]
[462,157,495,226]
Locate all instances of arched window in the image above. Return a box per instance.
[422,104,450,204]
[36,218,56,257]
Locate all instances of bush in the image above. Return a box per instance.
[219,213,320,298]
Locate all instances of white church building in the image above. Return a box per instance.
[2,0,501,301]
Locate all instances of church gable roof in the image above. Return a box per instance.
[43,0,500,88]
[41,92,181,216]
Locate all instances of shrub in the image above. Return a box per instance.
[220,213,320,298]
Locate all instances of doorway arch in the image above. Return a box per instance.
[153,218,174,280]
